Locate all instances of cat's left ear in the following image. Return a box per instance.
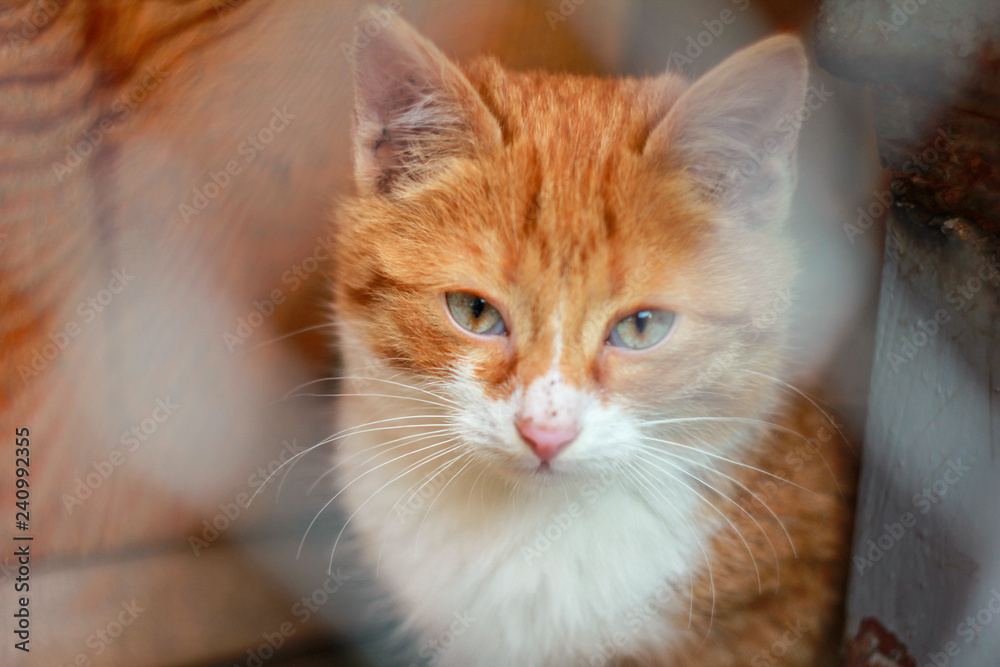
[645,35,809,229]
[350,8,503,196]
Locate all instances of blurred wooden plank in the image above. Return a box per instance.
[0,538,359,667]
[1,0,372,561]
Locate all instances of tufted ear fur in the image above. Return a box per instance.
[645,35,809,228]
[350,7,502,196]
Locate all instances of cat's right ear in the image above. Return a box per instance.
[350,7,502,196]
[644,35,808,229]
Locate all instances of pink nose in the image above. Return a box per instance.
[516,419,579,462]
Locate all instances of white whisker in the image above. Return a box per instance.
[283,374,461,407]
[376,452,474,576]
[625,462,713,639]
[636,445,787,578]
[276,411,443,499]
[632,450,762,595]
[745,369,853,451]
[414,454,476,550]
[236,322,338,356]
[637,435,812,493]
[309,427,455,495]
[640,415,843,496]
[325,441,465,573]
[298,438,461,559]
[249,418,453,506]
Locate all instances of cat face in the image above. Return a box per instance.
[334,12,807,483]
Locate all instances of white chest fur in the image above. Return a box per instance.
[334,408,719,667]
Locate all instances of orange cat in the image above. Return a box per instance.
[330,9,854,665]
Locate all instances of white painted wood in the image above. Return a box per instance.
[846,212,1000,663]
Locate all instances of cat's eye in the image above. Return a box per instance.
[607,309,675,350]
[446,292,508,336]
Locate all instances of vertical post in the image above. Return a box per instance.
[814,1,1000,662]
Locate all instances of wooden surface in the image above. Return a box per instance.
[0,535,368,666]
[845,212,1000,664]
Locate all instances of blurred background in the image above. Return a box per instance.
[0,0,891,664]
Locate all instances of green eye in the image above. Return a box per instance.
[608,310,674,350]
[446,292,507,336]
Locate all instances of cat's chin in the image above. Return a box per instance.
[503,456,613,488]
[511,466,570,491]
[524,460,559,482]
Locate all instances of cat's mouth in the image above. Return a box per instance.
[526,458,579,480]
[505,455,561,479]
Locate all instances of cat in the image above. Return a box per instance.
[328,8,855,666]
